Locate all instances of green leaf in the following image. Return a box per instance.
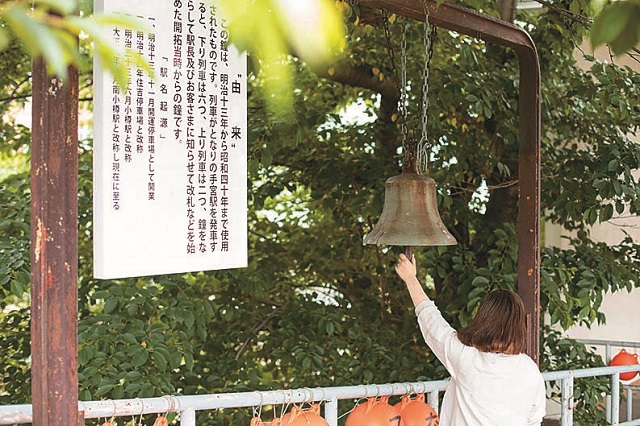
[0,28,9,51]
[470,276,490,287]
[95,384,114,397]
[140,383,155,398]
[302,356,312,369]
[600,204,614,222]
[152,351,168,371]
[90,13,151,33]
[10,280,23,297]
[326,321,335,336]
[609,13,640,55]
[590,2,636,52]
[120,333,137,345]
[78,346,96,367]
[261,149,273,167]
[112,386,124,399]
[183,351,194,371]
[613,180,622,196]
[124,382,140,395]
[34,0,77,14]
[2,7,74,79]
[169,352,182,369]
[125,371,141,381]
[103,298,118,314]
[66,14,154,90]
[132,348,149,367]
[363,369,373,382]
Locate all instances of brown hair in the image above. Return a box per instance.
[458,289,527,355]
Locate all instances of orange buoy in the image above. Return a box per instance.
[610,349,639,381]
[281,404,328,426]
[251,416,282,426]
[152,415,169,426]
[346,396,401,426]
[394,394,439,426]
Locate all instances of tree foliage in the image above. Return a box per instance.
[1,0,640,424]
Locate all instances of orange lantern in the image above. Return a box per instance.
[394,394,439,426]
[609,349,639,381]
[346,396,401,426]
[280,404,328,426]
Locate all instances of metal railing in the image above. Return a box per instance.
[2,363,640,425]
[577,339,640,424]
[544,364,640,425]
[577,339,640,365]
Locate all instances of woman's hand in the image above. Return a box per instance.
[395,253,428,307]
[395,253,417,283]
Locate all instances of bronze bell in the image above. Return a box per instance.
[364,157,457,247]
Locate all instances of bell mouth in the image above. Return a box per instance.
[363,168,457,247]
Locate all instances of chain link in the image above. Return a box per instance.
[382,13,409,152]
[417,11,434,174]
[383,10,435,169]
[399,19,409,152]
[382,12,398,101]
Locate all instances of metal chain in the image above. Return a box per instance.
[399,18,409,152]
[382,13,398,95]
[417,13,433,174]
[382,13,409,152]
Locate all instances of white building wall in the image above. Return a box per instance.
[541,42,640,360]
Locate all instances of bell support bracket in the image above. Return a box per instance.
[357,0,541,363]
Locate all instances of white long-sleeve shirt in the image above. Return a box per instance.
[415,299,546,426]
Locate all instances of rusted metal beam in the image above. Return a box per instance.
[358,0,541,363]
[30,59,79,425]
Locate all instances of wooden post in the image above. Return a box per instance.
[30,58,79,425]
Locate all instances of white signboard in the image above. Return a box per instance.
[93,0,247,279]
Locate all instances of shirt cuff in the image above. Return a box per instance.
[414,298,436,317]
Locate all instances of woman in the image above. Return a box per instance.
[395,253,546,426]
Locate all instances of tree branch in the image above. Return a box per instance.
[533,0,593,28]
[233,307,281,361]
[312,59,399,122]
[312,59,401,158]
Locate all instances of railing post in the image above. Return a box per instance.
[560,376,573,426]
[626,387,632,422]
[612,373,620,425]
[427,391,440,414]
[180,408,195,426]
[325,399,338,426]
